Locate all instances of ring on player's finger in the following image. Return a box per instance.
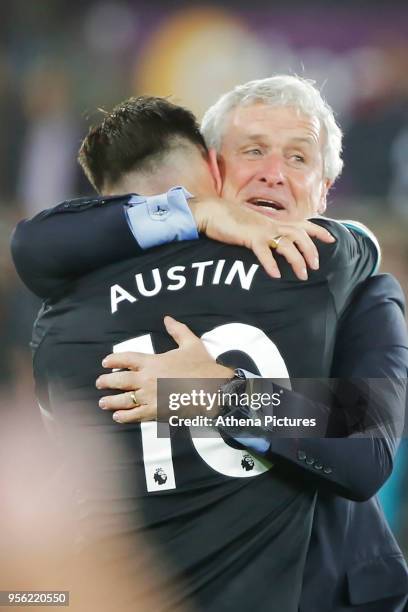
[130,391,140,407]
[268,235,283,249]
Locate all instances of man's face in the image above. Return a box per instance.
[217,103,331,222]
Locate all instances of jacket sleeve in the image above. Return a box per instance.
[10,189,197,299]
[308,218,380,316]
[219,275,408,501]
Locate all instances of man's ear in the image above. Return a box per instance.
[208,148,223,195]
[318,178,332,214]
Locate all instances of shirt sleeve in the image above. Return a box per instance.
[125,186,198,248]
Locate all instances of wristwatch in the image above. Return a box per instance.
[218,368,248,412]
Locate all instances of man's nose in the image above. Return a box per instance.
[257,155,285,186]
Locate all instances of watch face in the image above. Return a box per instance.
[234,368,247,380]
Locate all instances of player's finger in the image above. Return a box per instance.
[99,390,143,410]
[276,238,308,280]
[251,243,281,278]
[164,316,199,347]
[113,405,156,424]
[101,351,147,370]
[302,221,335,243]
[96,370,141,391]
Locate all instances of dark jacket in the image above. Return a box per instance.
[301,275,408,611]
[10,198,408,611]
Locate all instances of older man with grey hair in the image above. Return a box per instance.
[200,75,345,255]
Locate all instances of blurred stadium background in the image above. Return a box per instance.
[1,0,407,579]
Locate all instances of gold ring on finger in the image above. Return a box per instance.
[268,235,284,249]
[130,391,139,407]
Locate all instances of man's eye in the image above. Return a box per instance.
[244,148,262,156]
[292,154,305,163]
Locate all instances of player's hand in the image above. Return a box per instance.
[96,316,233,424]
[189,197,335,280]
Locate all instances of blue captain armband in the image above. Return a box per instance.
[125,186,198,249]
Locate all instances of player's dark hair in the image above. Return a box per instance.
[78,96,208,193]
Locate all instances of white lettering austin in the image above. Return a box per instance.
[110,259,259,313]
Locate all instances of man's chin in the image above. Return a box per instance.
[244,201,290,221]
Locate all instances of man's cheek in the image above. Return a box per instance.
[294,177,315,207]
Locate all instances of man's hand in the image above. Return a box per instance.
[189,197,335,280]
[96,316,233,423]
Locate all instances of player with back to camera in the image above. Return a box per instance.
[11,76,408,611]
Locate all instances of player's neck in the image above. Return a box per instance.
[106,165,217,199]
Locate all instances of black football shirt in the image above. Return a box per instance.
[33,226,376,612]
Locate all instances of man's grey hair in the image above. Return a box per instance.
[201,75,343,183]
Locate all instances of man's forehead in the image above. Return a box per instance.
[223,103,322,144]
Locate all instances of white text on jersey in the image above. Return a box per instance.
[110,259,260,314]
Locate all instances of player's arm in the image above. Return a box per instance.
[10,188,334,298]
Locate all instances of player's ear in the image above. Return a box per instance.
[208,148,222,196]
[317,178,332,214]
